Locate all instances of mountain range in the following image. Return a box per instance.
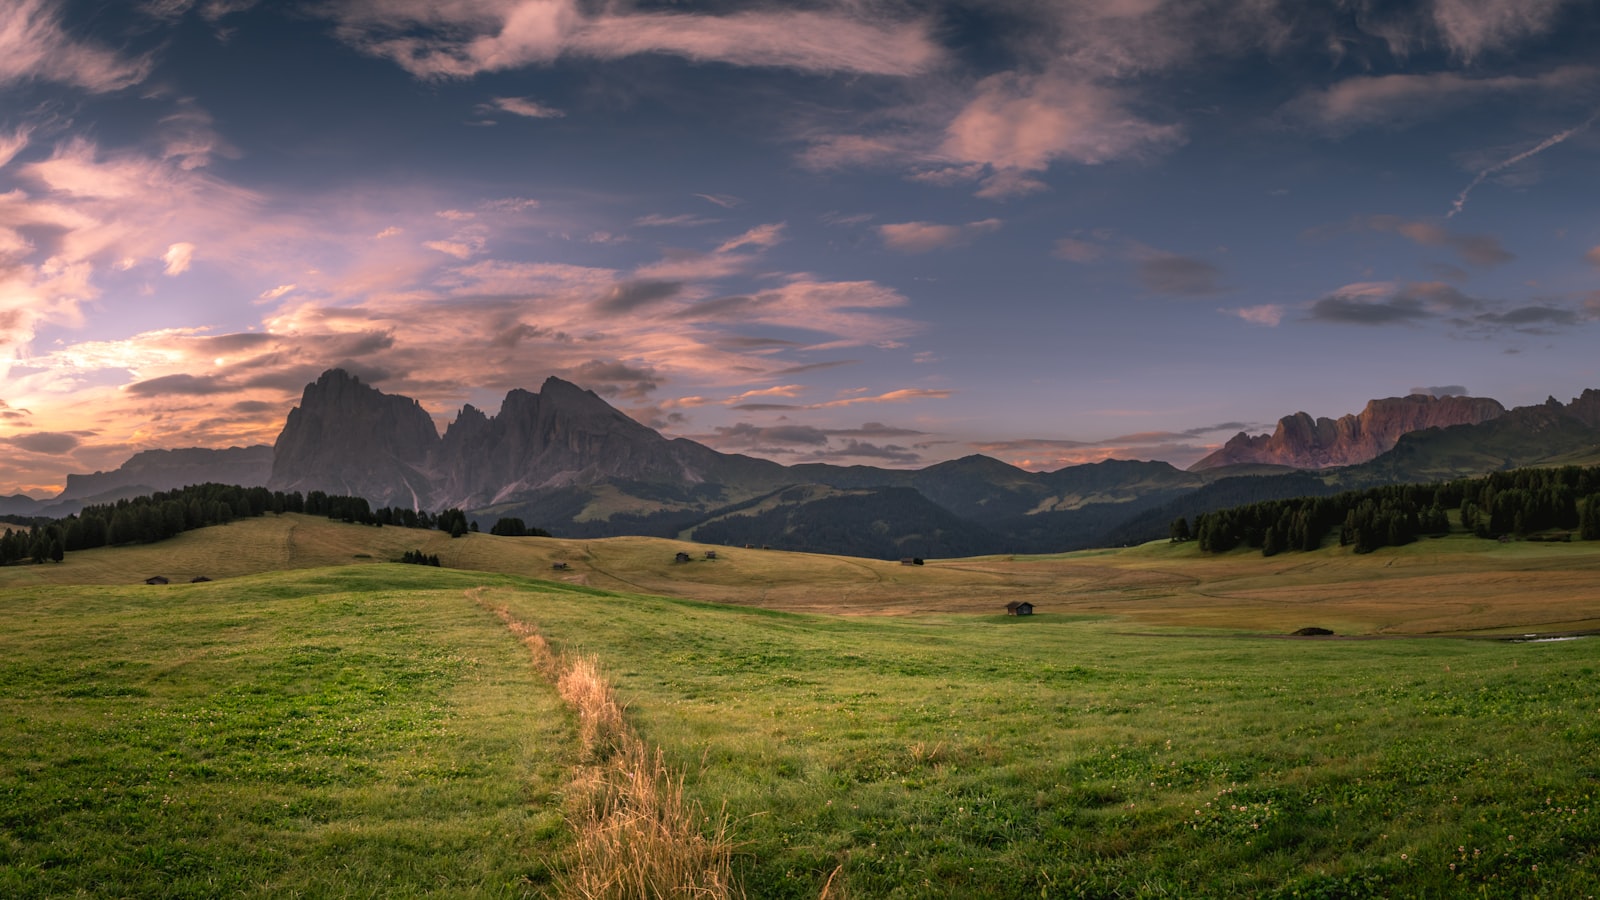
[1189,394,1507,470]
[10,369,1600,558]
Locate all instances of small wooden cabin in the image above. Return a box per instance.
[1005,601,1034,616]
[190,576,212,583]
[551,562,570,571]
[674,551,692,563]
[704,550,718,560]
[144,576,170,585]
[900,557,924,566]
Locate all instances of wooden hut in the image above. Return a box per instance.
[144,576,170,585]
[1005,601,1034,616]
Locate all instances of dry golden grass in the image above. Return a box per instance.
[558,655,631,765]
[561,743,738,900]
[12,513,1600,635]
[470,590,736,899]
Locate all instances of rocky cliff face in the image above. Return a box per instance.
[268,369,779,511]
[1190,394,1507,471]
[268,369,440,507]
[432,378,708,507]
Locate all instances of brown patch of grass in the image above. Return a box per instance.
[562,743,738,899]
[558,655,630,764]
[470,589,737,899]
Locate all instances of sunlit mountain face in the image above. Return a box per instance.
[4,0,1600,497]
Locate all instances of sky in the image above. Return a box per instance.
[4,0,1600,497]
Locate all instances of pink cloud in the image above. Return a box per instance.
[0,0,152,92]
[424,238,483,259]
[715,222,785,254]
[975,170,1049,200]
[1285,66,1595,133]
[1432,0,1573,61]
[942,73,1182,171]
[331,0,939,79]
[1230,304,1284,327]
[879,219,1001,253]
[162,242,195,275]
[0,127,30,169]
[810,387,952,408]
[480,96,564,119]
[797,133,921,171]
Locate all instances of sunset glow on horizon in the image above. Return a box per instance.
[4,0,1600,496]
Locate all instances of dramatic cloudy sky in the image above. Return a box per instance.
[4,0,1600,495]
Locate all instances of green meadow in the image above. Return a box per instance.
[2,517,1599,896]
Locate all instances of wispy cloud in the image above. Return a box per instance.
[942,73,1182,173]
[1432,0,1575,61]
[715,223,785,254]
[478,96,564,119]
[0,0,152,92]
[694,193,741,209]
[1285,66,1596,134]
[634,213,720,228]
[0,127,32,170]
[1230,304,1285,327]
[1365,215,1514,265]
[1447,109,1600,218]
[879,218,1001,253]
[327,0,940,79]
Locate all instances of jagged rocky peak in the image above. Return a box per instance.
[1190,393,1507,471]
[275,369,440,459]
[431,376,687,506]
[268,369,441,505]
[1564,388,1600,428]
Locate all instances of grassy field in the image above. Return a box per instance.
[0,568,575,897]
[3,518,1599,896]
[7,513,1600,634]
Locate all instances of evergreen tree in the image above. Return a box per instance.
[1168,517,1191,543]
[1581,496,1600,541]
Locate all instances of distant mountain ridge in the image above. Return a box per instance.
[18,371,1600,558]
[1190,394,1506,471]
[262,369,1208,555]
[0,446,272,518]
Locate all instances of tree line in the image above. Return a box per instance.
[0,482,549,568]
[1174,465,1600,556]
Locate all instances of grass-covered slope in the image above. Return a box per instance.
[491,580,1600,898]
[0,567,574,897]
[5,556,1597,897]
[9,513,1600,633]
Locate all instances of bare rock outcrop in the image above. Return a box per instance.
[268,369,440,507]
[1191,394,1507,471]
